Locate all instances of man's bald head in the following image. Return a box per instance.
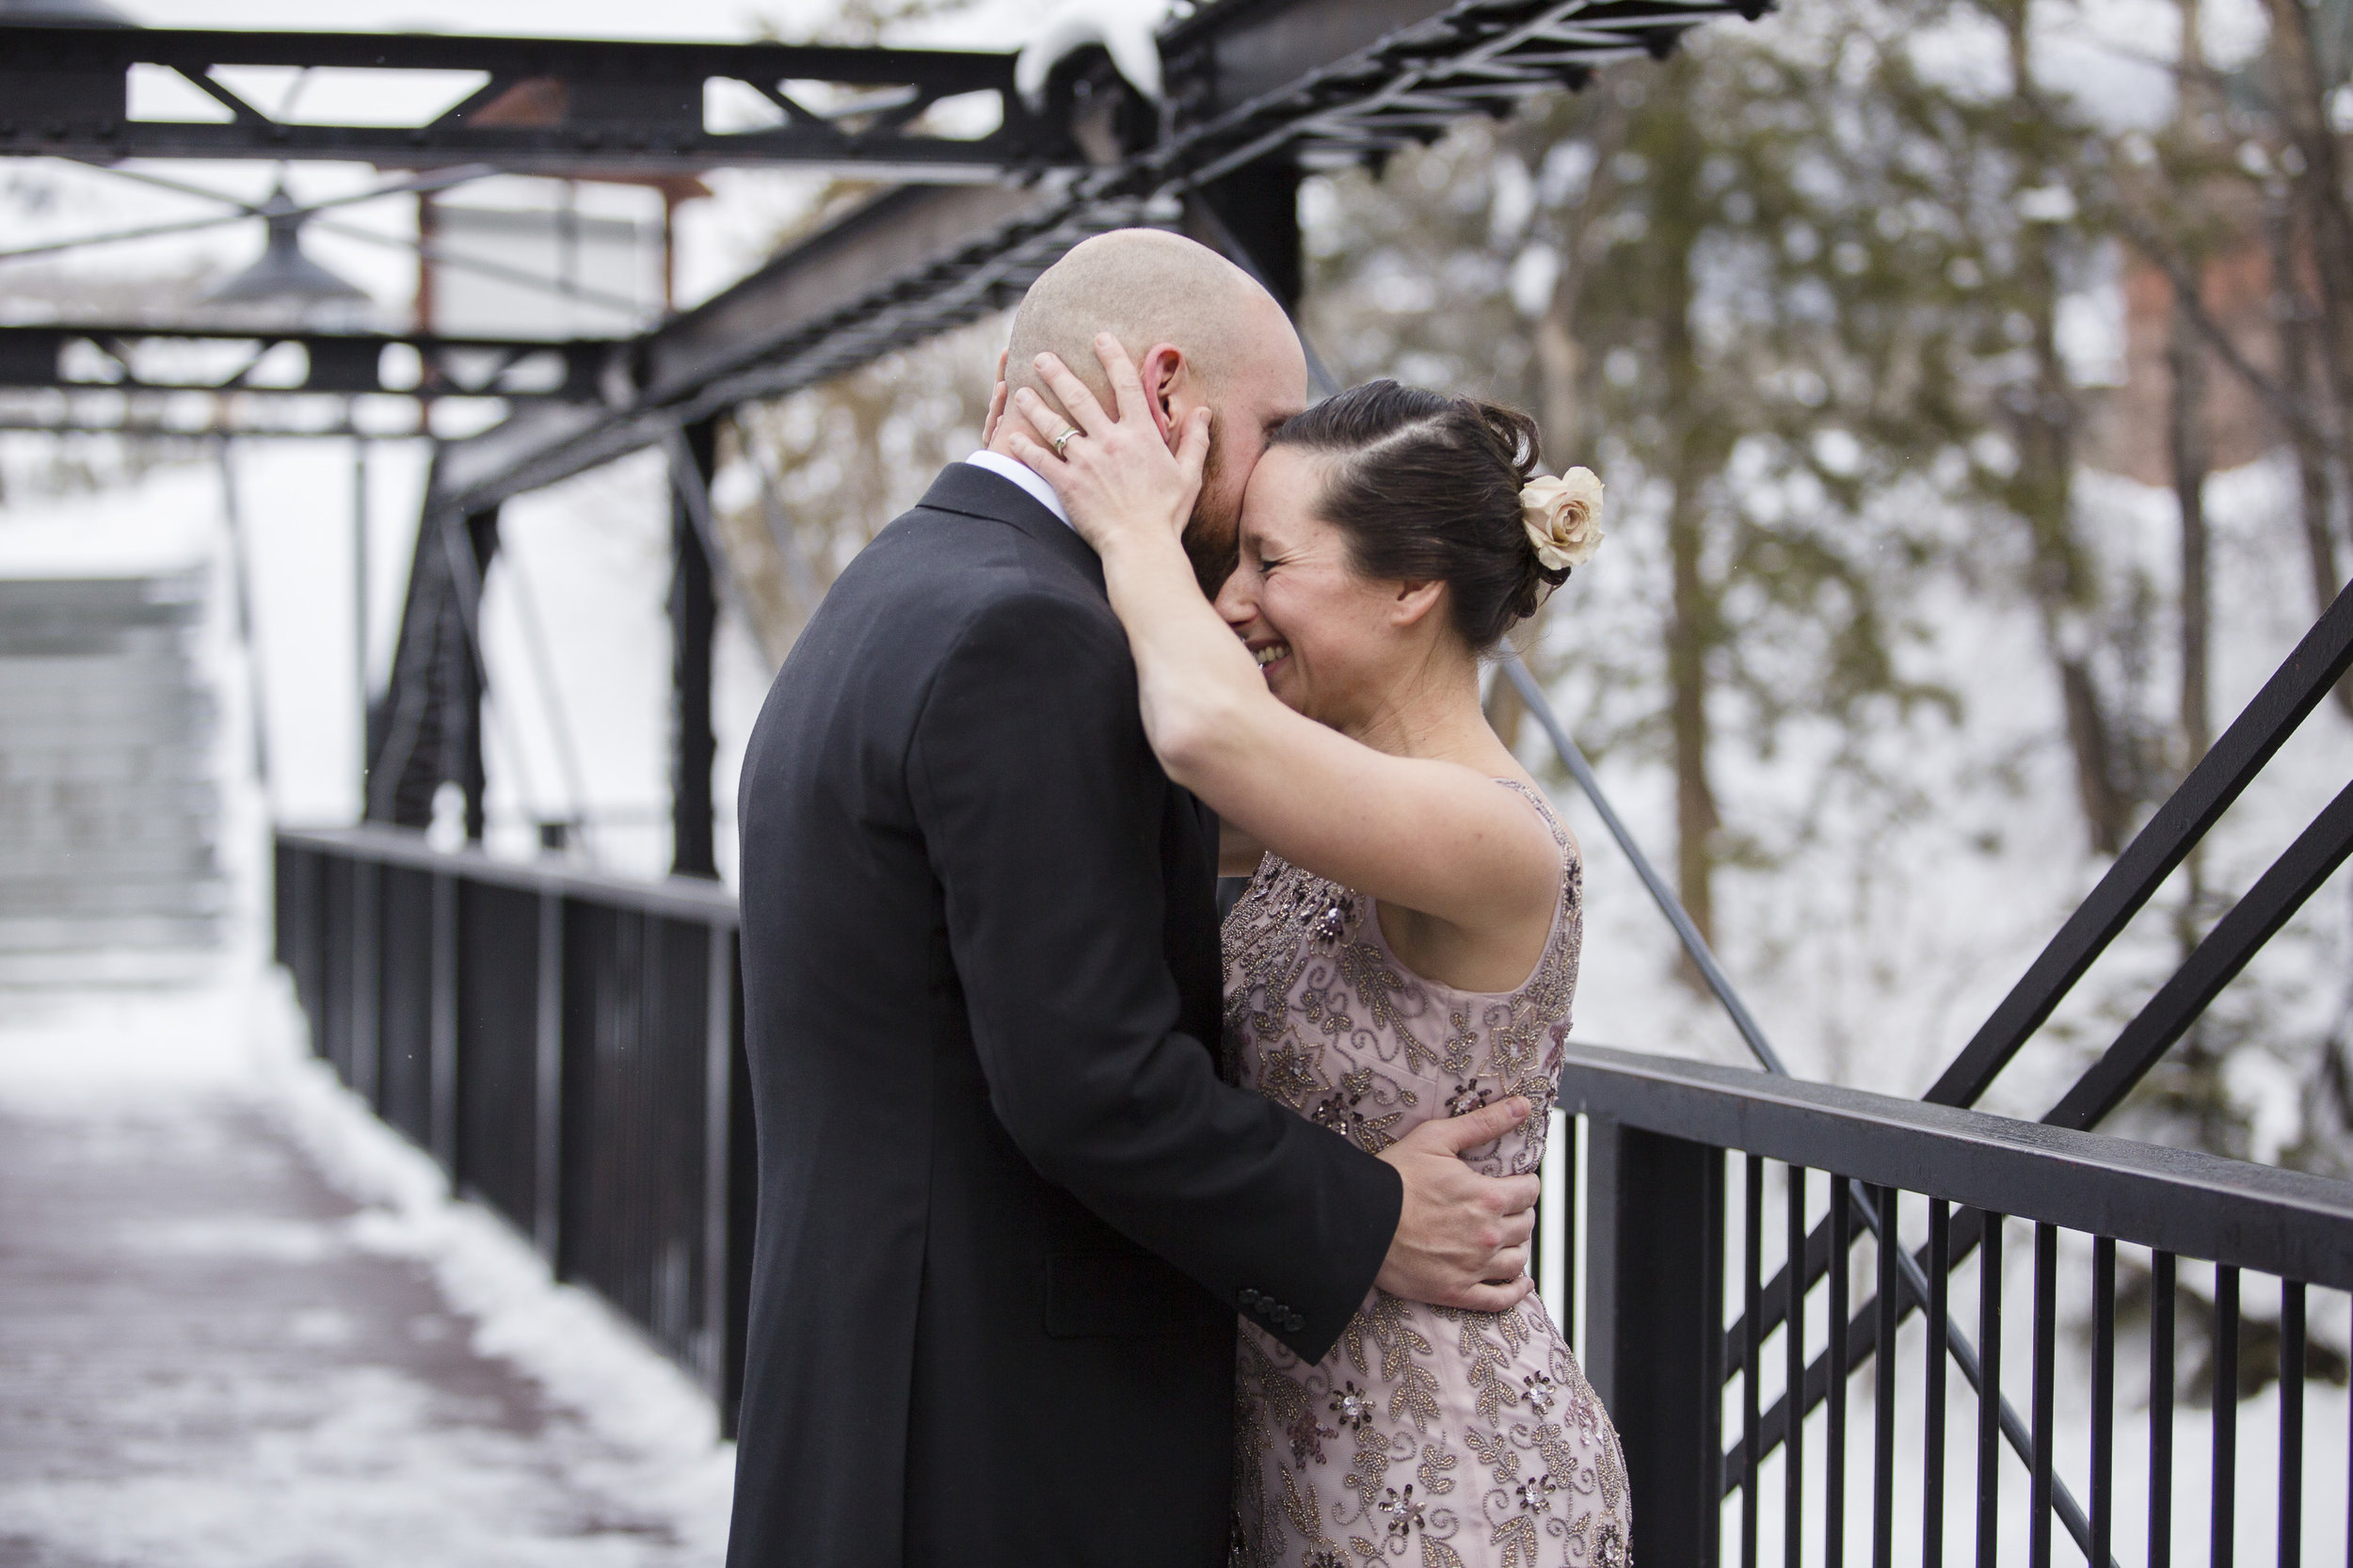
[1005,228,1277,408]
[996,228,1308,588]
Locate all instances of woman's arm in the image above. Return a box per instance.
[1005,340,1558,935]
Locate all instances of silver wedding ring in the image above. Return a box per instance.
[1051,427,1079,458]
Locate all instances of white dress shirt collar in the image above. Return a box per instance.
[963,448,1071,530]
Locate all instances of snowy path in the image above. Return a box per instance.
[0,967,734,1568]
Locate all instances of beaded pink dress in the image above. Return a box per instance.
[1222,781,1630,1568]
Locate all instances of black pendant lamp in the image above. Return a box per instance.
[202,184,376,329]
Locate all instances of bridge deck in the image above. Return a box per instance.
[0,973,731,1568]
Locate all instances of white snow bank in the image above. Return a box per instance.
[0,461,220,578]
[261,974,737,1509]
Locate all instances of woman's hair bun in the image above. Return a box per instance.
[1271,381,1570,648]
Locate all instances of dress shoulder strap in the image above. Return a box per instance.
[1492,776,1572,856]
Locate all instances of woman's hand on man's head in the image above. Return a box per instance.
[1002,335,1211,562]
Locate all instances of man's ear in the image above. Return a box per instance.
[1392,579,1447,629]
[1138,343,1184,448]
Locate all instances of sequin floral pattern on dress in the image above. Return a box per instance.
[1225,781,1630,1568]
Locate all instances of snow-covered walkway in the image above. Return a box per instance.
[0,965,734,1568]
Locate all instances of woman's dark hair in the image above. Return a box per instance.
[1268,380,1568,650]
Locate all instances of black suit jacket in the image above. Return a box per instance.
[725,465,1402,1568]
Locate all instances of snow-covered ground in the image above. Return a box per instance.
[0,961,737,1568]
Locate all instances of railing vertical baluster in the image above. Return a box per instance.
[1829,1175,1850,1568]
[533,888,564,1266]
[2214,1265,2238,1568]
[1874,1185,1897,1568]
[2151,1250,2174,1568]
[2091,1236,2115,1567]
[1787,1165,1807,1568]
[2281,1279,2304,1568]
[354,856,381,1111]
[1561,1112,1578,1353]
[1744,1154,1763,1568]
[1926,1199,1948,1568]
[2028,1223,2056,1568]
[702,919,736,1401]
[1580,1120,1723,1564]
[429,869,458,1183]
[1977,1214,2003,1568]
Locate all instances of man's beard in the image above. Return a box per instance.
[1179,434,1238,596]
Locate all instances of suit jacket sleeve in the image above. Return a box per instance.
[907,587,1401,1362]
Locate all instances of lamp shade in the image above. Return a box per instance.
[203,185,376,328]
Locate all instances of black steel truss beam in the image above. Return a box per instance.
[1924,577,2353,1110]
[2044,776,2353,1132]
[666,416,720,879]
[1160,0,1759,181]
[367,467,499,830]
[0,325,619,401]
[0,24,1060,178]
[427,0,1765,513]
[430,178,1068,506]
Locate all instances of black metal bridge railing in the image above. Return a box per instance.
[271,816,2353,1565]
[268,816,2353,1561]
[1562,1042,2353,1568]
[272,825,753,1432]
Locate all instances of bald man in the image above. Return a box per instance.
[728,230,1539,1567]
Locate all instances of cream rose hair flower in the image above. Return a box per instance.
[1520,466,1605,571]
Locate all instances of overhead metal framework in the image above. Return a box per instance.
[0,1,1760,464]
[0,24,1058,178]
[436,0,1763,512]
